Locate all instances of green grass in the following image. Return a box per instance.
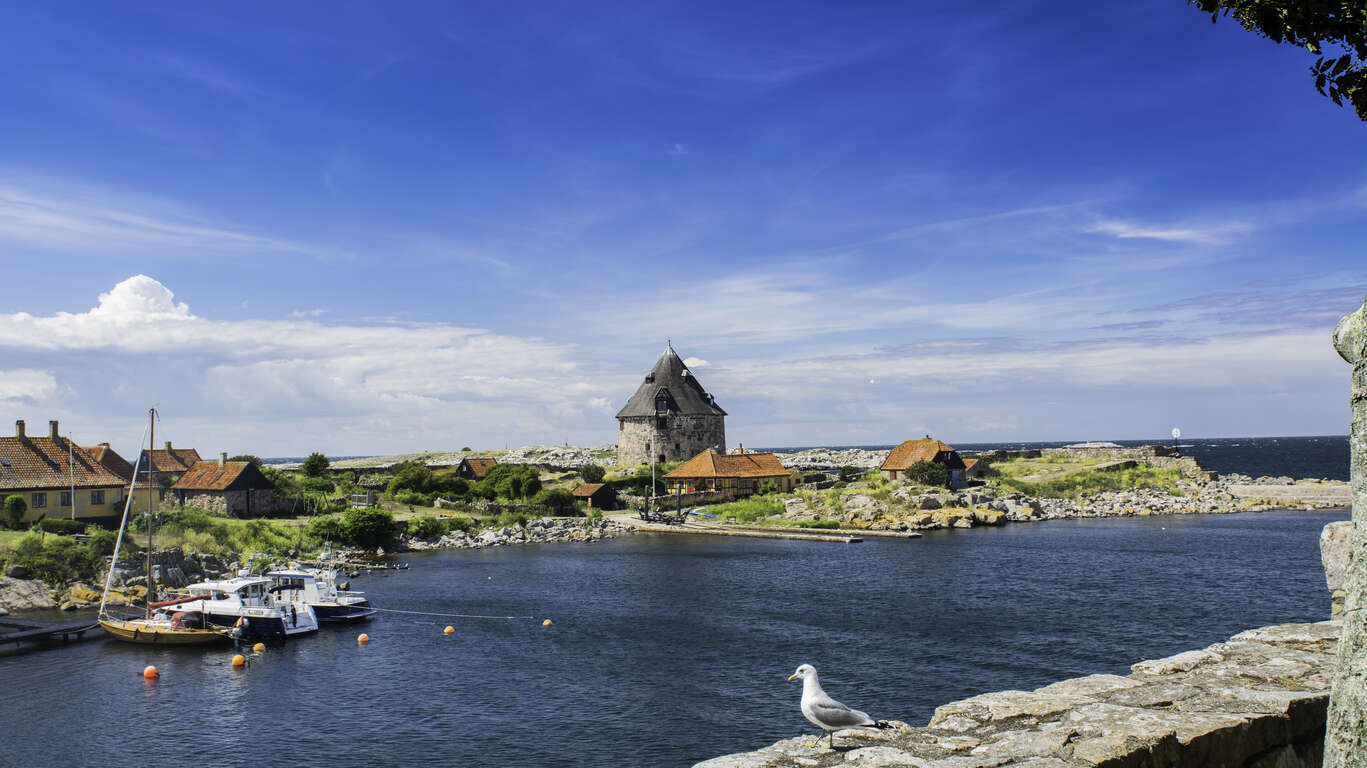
[708,497,785,524]
[996,466,1184,500]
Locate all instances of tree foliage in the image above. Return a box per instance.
[4,495,26,529]
[903,460,952,489]
[301,452,330,477]
[1190,0,1367,119]
[579,464,606,483]
[229,454,265,468]
[341,507,396,550]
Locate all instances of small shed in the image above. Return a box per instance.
[571,483,618,510]
[457,457,498,481]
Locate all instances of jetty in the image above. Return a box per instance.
[0,617,100,652]
[611,514,863,543]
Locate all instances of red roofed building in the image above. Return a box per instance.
[570,482,618,510]
[0,419,127,524]
[82,442,135,484]
[456,457,498,481]
[880,437,968,487]
[663,449,795,496]
[172,453,279,517]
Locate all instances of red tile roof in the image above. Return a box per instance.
[462,458,498,479]
[0,435,128,491]
[171,461,276,492]
[83,444,135,483]
[881,438,963,471]
[571,483,608,497]
[665,450,790,480]
[139,447,202,475]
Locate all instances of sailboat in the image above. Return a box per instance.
[98,408,233,645]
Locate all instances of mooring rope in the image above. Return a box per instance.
[368,606,538,620]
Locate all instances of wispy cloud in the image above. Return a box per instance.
[1086,217,1251,245]
[0,175,341,258]
[0,369,57,401]
[149,53,265,99]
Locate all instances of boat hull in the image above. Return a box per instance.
[98,618,231,646]
[314,603,377,622]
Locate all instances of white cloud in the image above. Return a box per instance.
[290,308,326,318]
[1086,218,1250,245]
[683,357,710,368]
[0,369,57,401]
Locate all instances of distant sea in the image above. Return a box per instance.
[755,435,1351,482]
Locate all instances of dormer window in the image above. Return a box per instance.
[654,388,672,416]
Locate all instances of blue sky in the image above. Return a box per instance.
[0,1,1363,458]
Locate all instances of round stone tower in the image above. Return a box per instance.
[616,344,726,467]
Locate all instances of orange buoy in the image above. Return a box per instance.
[443,625,454,635]
[252,642,266,653]
[143,665,159,679]
[357,633,370,644]
[231,654,246,668]
[542,619,553,627]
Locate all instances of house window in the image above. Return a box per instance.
[60,491,72,507]
[32,492,46,508]
[91,490,105,505]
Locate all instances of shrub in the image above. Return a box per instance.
[483,464,542,500]
[903,460,951,488]
[579,464,606,483]
[4,495,26,529]
[308,515,344,541]
[757,481,778,496]
[708,497,784,524]
[342,507,396,550]
[301,452,330,477]
[532,488,578,514]
[797,519,841,529]
[388,461,434,496]
[430,475,469,497]
[446,515,477,535]
[229,455,265,468]
[300,476,336,494]
[406,516,448,540]
[838,465,861,483]
[3,531,108,585]
[36,518,87,535]
[393,490,430,507]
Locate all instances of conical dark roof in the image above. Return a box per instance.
[616,345,726,419]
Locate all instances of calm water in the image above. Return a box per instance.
[2,510,1346,768]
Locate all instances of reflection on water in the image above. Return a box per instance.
[2,509,1346,768]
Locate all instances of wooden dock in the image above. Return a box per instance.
[0,618,101,650]
[724,524,922,539]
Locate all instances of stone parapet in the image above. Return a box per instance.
[694,621,1338,768]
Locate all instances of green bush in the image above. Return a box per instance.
[999,466,1183,500]
[838,466,861,482]
[36,518,87,535]
[796,519,841,529]
[482,464,542,500]
[300,476,336,494]
[903,460,951,488]
[301,452,330,477]
[708,497,784,524]
[531,488,578,514]
[579,464,606,483]
[431,475,469,497]
[307,515,344,541]
[229,454,265,468]
[406,516,448,540]
[3,532,108,585]
[393,490,431,507]
[342,507,396,550]
[388,461,434,496]
[757,481,778,496]
[446,515,477,535]
[4,495,26,529]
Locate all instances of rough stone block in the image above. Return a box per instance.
[1130,649,1221,676]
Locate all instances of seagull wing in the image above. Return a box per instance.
[805,693,876,728]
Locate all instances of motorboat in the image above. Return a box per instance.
[157,577,319,640]
[265,568,376,622]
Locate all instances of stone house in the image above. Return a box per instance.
[962,457,986,480]
[616,343,726,467]
[457,457,498,481]
[664,449,796,496]
[881,437,969,487]
[172,453,279,517]
[0,419,127,525]
[571,483,617,510]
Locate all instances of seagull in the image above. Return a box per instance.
[787,664,891,749]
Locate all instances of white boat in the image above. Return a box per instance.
[265,568,376,623]
[157,577,319,640]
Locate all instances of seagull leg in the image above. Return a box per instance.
[828,730,836,749]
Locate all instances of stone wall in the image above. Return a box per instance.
[180,489,287,517]
[617,414,725,467]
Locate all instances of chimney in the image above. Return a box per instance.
[165,441,173,452]
[219,452,227,467]
[15,420,24,438]
[49,420,59,440]
[99,442,110,448]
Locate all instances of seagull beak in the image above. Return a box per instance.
[787,673,799,681]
